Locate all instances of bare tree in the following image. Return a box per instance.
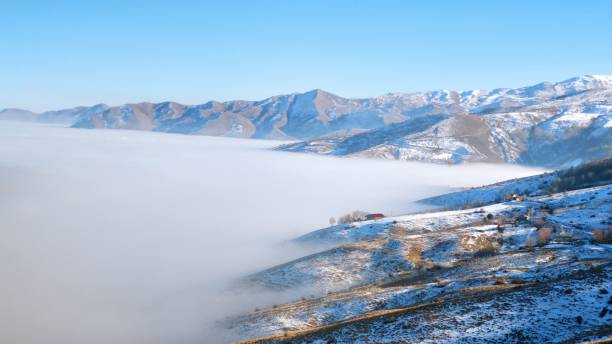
[329,217,336,226]
[338,210,368,224]
[351,210,368,222]
[338,214,352,224]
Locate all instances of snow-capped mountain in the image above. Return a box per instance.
[280,75,612,167]
[2,75,610,167]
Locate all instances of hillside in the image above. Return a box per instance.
[2,75,611,168]
[226,160,612,343]
[420,157,612,210]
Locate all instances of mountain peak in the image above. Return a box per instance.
[1,107,33,112]
[560,74,612,86]
[302,88,335,97]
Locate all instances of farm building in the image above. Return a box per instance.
[365,213,385,220]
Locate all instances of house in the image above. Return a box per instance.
[365,213,385,220]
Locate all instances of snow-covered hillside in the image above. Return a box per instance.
[227,160,612,343]
[2,75,611,167]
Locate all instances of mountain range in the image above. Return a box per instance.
[2,75,611,167]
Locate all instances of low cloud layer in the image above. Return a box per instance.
[0,122,544,343]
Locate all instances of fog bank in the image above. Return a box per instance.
[0,122,545,343]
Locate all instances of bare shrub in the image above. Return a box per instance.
[338,210,368,224]
[461,234,498,257]
[352,210,368,221]
[407,242,423,266]
[329,217,336,226]
[525,227,552,248]
[494,277,507,285]
[538,227,553,245]
[424,260,440,270]
[592,229,612,244]
[338,214,351,224]
[473,235,498,256]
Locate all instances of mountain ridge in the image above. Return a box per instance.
[2,75,611,167]
[5,74,610,127]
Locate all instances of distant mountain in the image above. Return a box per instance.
[69,89,412,139]
[0,104,109,125]
[39,104,110,125]
[0,108,38,122]
[2,75,610,167]
[279,75,612,167]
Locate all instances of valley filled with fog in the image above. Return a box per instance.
[0,122,545,343]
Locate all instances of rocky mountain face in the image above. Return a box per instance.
[2,75,611,167]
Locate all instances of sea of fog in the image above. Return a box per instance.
[0,122,545,343]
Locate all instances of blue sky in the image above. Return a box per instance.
[2,0,611,111]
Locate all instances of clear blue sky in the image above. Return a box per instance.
[2,0,611,111]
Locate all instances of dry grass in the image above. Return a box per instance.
[453,283,529,296]
[389,223,410,238]
[236,283,528,344]
[404,240,439,270]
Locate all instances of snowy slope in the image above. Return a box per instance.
[421,157,612,210]
[227,163,612,343]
